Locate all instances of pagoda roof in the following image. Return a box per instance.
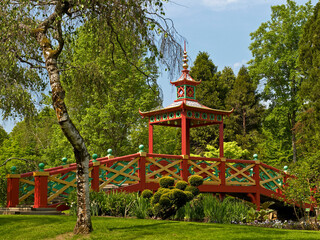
[139,100,234,117]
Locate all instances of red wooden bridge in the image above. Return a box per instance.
[7,149,289,212]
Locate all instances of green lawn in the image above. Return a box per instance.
[1,215,320,240]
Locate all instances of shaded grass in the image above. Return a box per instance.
[1,215,320,240]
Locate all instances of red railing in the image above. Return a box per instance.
[7,151,289,210]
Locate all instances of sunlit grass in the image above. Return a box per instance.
[1,215,320,240]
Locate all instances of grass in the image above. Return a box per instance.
[1,215,320,240]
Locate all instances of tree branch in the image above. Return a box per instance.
[0,157,37,168]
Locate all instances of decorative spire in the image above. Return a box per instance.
[183,41,188,70]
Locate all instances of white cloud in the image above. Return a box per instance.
[233,59,247,74]
[199,0,290,11]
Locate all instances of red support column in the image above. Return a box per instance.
[6,173,21,207]
[181,110,188,155]
[139,152,146,190]
[91,162,101,192]
[33,171,49,208]
[181,111,190,181]
[219,157,226,189]
[149,124,153,153]
[219,123,224,158]
[253,161,261,210]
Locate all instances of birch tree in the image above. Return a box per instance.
[0,0,181,234]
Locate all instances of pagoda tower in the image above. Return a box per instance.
[139,44,233,157]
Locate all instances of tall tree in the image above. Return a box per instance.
[225,66,264,153]
[61,19,162,156]
[298,1,320,158]
[248,0,313,163]
[0,0,181,233]
[189,52,235,153]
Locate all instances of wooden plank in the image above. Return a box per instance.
[19,189,34,202]
[20,179,35,186]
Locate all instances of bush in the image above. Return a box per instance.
[188,175,204,187]
[170,189,187,207]
[159,176,175,188]
[151,188,170,205]
[141,189,153,199]
[185,185,200,196]
[184,191,194,201]
[175,180,188,190]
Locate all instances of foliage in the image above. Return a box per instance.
[248,0,313,162]
[60,18,162,156]
[282,154,320,228]
[189,52,235,154]
[175,180,188,190]
[188,175,204,187]
[246,201,275,223]
[149,176,203,219]
[174,194,250,224]
[184,185,200,196]
[141,189,153,199]
[201,195,250,224]
[159,176,175,188]
[297,1,320,161]
[132,195,152,219]
[0,178,7,207]
[225,66,264,154]
[204,141,250,159]
[66,190,138,218]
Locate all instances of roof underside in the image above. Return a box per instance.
[140,100,233,128]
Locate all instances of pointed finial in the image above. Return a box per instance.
[183,41,188,69]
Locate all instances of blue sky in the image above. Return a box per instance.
[159,0,317,107]
[0,0,317,133]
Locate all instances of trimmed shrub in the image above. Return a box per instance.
[185,185,200,196]
[141,189,153,199]
[188,175,204,187]
[175,180,188,190]
[184,191,194,201]
[170,189,187,207]
[159,176,175,188]
[159,194,171,207]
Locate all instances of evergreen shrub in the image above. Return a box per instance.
[175,180,188,190]
[159,176,175,188]
[188,175,204,187]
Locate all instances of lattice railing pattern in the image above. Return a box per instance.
[146,157,182,183]
[99,157,140,190]
[259,165,284,192]
[19,176,35,203]
[188,160,220,185]
[225,162,255,186]
[47,170,79,203]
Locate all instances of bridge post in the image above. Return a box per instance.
[253,159,261,211]
[219,123,224,157]
[149,125,153,153]
[91,154,100,192]
[6,166,20,207]
[33,163,49,208]
[181,155,189,182]
[219,158,226,187]
[138,145,146,190]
